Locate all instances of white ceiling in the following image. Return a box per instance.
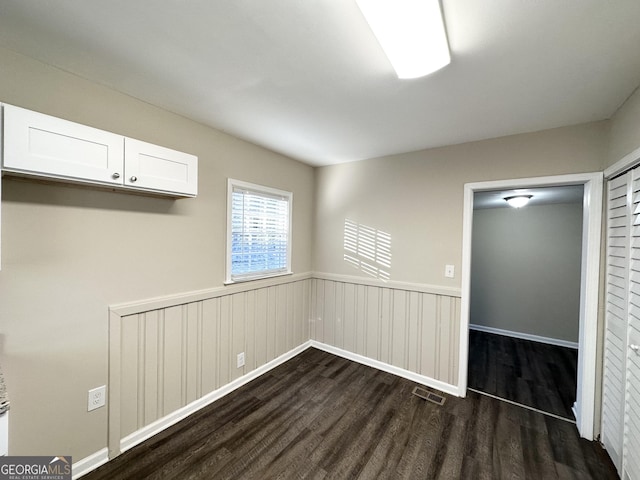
[0,0,639,167]
[474,185,584,210]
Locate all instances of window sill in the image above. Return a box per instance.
[224,271,293,286]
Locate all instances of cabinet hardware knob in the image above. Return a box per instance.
[112,173,120,179]
[631,344,640,353]
[130,176,137,182]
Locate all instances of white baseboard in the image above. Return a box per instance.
[119,340,312,454]
[469,324,579,349]
[73,448,108,479]
[309,341,460,397]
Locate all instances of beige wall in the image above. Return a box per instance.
[0,47,314,459]
[314,122,608,287]
[608,85,640,166]
[471,203,583,342]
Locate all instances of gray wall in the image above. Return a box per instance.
[470,203,583,342]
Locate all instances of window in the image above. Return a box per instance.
[226,179,292,283]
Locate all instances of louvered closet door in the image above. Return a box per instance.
[603,171,631,471]
[624,169,640,480]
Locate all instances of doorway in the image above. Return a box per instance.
[457,173,603,440]
[468,185,583,420]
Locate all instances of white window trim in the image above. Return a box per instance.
[225,178,293,284]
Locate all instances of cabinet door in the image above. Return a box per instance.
[124,138,197,196]
[2,104,124,185]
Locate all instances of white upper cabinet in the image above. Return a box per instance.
[1,104,198,197]
[124,138,197,196]
[3,104,124,185]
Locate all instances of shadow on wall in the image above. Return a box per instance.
[343,218,391,280]
[1,176,177,215]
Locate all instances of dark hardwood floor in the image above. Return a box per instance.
[468,329,578,420]
[83,348,617,480]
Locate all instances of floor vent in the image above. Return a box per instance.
[412,386,446,406]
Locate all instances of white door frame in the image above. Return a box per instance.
[458,172,603,440]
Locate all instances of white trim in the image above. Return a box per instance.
[468,388,576,424]
[312,271,461,297]
[575,173,602,440]
[469,324,579,349]
[310,341,460,397]
[224,270,293,285]
[110,272,312,317]
[109,271,458,319]
[119,341,312,454]
[604,144,640,179]
[72,448,109,479]
[460,172,602,440]
[458,183,474,398]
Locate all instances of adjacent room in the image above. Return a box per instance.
[468,186,584,420]
[0,1,639,479]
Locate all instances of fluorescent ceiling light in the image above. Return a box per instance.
[504,195,533,208]
[356,0,451,79]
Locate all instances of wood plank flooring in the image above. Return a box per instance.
[83,348,617,480]
[468,330,578,420]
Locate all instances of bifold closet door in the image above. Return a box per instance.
[624,169,640,480]
[603,167,640,480]
[603,171,630,472]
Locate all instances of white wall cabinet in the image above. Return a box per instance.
[1,104,197,197]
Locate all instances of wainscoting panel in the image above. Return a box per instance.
[107,272,460,463]
[309,277,461,388]
[109,275,311,457]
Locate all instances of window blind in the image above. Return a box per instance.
[230,185,290,281]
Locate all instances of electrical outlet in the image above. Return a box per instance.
[88,385,106,412]
[237,352,245,368]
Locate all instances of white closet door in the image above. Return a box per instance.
[603,171,631,471]
[624,170,640,480]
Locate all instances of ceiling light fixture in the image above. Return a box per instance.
[356,0,451,79]
[504,195,533,208]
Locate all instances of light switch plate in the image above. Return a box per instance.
[445,264,455,278]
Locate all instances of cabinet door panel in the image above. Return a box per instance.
[2,104,124,184]
[124,138,197,196]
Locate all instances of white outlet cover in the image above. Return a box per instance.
[88,385,106,412]
[237,352,245,368]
